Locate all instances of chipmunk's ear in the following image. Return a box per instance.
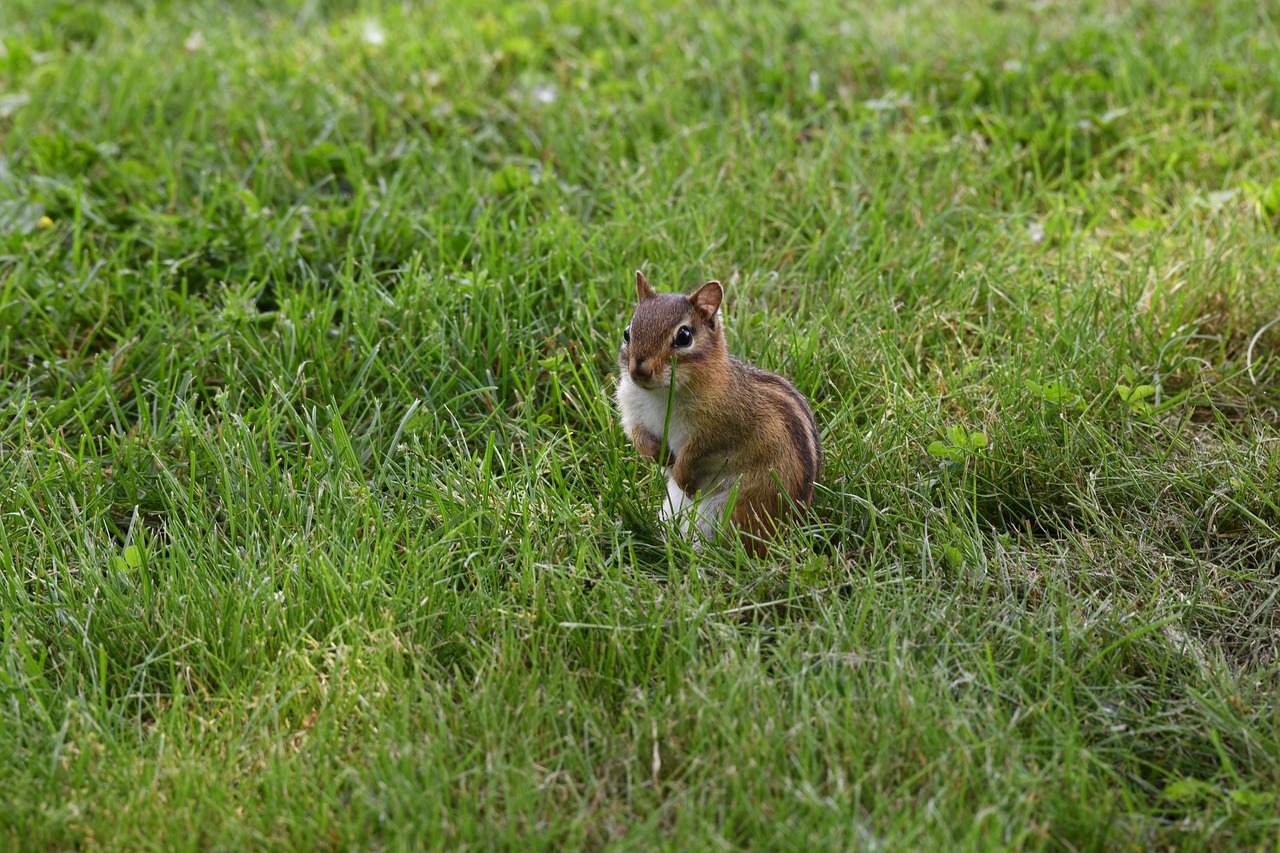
[690,280,723,326]
[635,271,656,303]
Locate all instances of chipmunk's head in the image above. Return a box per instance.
[619,271,724,390]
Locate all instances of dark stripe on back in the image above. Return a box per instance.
[757,376,819,500]
[752,370,809,415]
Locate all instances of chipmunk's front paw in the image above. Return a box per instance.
[631,427,669,465]
[672,462,698,499]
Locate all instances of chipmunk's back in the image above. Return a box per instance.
[730,357,821,506]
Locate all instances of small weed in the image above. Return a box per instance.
[110,545,145,574]
[1116,382,1157,415]
[1025,378,1084,411]
[927,424,989,462]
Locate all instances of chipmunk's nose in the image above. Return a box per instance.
[629,359,654,384]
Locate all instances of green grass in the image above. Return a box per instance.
[2,0,1280,848]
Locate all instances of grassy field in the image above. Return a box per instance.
[3,0,1280,848]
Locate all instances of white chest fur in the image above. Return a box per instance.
[615,373,693,454]
[616,374,730,542]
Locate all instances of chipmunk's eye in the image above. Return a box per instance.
[673,326,694,348]
[623,325,631,344]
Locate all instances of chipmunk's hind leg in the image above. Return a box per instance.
[728,473,799,556]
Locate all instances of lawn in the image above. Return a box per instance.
[2,0,1279,849]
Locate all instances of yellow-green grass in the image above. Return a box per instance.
[2,0,1279,848]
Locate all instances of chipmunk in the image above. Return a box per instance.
[615,271,821,552]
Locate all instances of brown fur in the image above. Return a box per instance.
[619,272,821,554]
